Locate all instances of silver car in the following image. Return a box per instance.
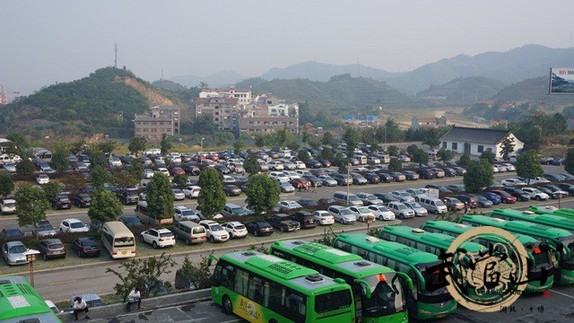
[2,241,31,266]
[403,202,428,217]
[327,206,357,224]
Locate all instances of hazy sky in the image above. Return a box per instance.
[2,0,574,93]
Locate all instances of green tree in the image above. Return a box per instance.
[160,134,174,156]
[106,253,176,300]
[243,154,261,175]
[421,128,441,149]
[319,147,334,161]
[245,174,281,215]
[128,136,147,155]
[437,148,455,162]
[321,132,337,147]
[60,173,87,196]
[69,140,86,155]
[129,159,145,182]
[387,145,399,157]
[383,118,403,142]
[254,134,271,147]
[407,144,419,155]
[15,185,50,240]
[146,173,175,220]
[459,154,471,166]
[90,165,110,189]
[412,148,429,166]
[233,140,245,154]
[297,150,310,162]
[87,148,107,170]
[480,150,496,164]
[6,133,29,155]
[191,114,217,135]
[463,159,494,193]
[0,173,14,198]
[88,188,123,227]
[177,255,214,290]
[172,174,188,189]
[197,169,226,219]
[343,127,360,158]
[338,162,349,174]
[16,158,35,175]
[515,150,544,184]
[51,147,70,172]
[97,141,117,156]
[566,149,574,175]
[111,169,139,191]
[500,137,515,160]
[42,182,61,200]
[307,137,321,149]
[388,158,403,171]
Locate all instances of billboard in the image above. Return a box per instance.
[549,67,574,94]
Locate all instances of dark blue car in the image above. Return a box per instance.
[481,192,502,205]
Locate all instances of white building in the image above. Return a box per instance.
[440,126,524,158]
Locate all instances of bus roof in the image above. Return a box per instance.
[103,221,134,236]
[492,208,574,232]
[422,220,540,245]
[336,233,439,264]
[0,275,59,322]
[271,240,395,278]
[221,250,346,293]
[380,225,485,253]
[460,215,573,239]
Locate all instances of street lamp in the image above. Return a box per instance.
[347,163,351,206]
[25,249,40,287]
[200,137,205,151]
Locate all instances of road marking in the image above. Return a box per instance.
[48,279,78,286]
[550,289,574,300]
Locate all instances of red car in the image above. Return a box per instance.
[489,190,517,204]
[170,167,185,176]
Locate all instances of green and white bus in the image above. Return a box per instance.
[459,214,574,285]
[0,275,61,323]
[421,220,555,293]
[209,250,356,323]
[270,239,411,323]
[491,208,574,233]
[334,233,457,320]
[529,205,574,220]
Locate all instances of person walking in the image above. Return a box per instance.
[72,296,89,321]
[126,287,142,311]
[312,181,317,193]
[464,202,470,214]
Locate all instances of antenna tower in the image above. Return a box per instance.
[114,43,118,68]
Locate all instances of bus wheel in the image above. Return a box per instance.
[222,295,232,313]
[269,319,278,323]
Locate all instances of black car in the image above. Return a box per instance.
[291,211,319,229]
[267,214,301,232]
[184,165,201,176]
[373,193,400,204]
[302,175,323,187]
[51,194,71,210]
[537,186,566,199]
[224,185,242,196]
[377,173,394,183]
[72,193,92,208]
[350,173,368,185]
[558,183,574,195]
[503,187,531,202]
[117,189,139,205]
[214,165,231,174]
[364,173,381,184]
[0,227,25,240]
[245,220,274,237]
[298,198,319,208]
[318,159,332,167]
[317,197,339,208]
[305,160,322,168]
[118,215,143,227]
[416,168,435,179]
[443,168,457,177]
[71,237,101,257]
[425,184,453,194]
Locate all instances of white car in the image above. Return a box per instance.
[199,220,229,242]
[502,163,516,171]
[269,172,290,183]
[156,168,170,176]
[172,189,185,201]
[367,205,395,221]
[327,205,357,224]
[283,162,297,170]
[501,178,527,187]
[222,221,248,239]
[143,169,155,179]
[59,218,89,233]
[295,161,306,169]
[356,192,384,206]
[282,171,301,180]
[403,201,428,217]
[174,206,200,222]
[140,228,176,248]
[398,155,411,162]
[390,191,415,203]
[521,187,550,201]
[36,174,50,185]
[387,202,415,219]
[268,161,284,171]
[312,210,335,225]
[183,185,201,199]
[349,206,376,222]
[521,177,550,185]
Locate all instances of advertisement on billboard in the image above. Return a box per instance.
[549,67,574,94]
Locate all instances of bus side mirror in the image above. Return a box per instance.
[396,272,414,290]
[354,279,372,299]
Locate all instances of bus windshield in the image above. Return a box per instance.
[114,236,135,247]
[362,273,406,317]
[417,262,453,303]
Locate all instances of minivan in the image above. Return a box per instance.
[418,196,448,214]
[222,203,253,217]
[171,221,207,245]
[333,191,364,206]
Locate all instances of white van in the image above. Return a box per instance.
[418,196,448,214]
[171,221,207,245]
[101,221,136,259]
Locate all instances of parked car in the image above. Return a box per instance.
[140,228,176,248]
[356,192,384,206]
[279,182,296,193]
[33,220,57,237]
[520,187,550,201]
[403,201,428,217]
[291,211,319,228]
[118,215,144,227]
[501,178,527,187]
[267,214,301,232]
[223,185,242,196]
[59,218,89,233]
[0,227,25,240]
[245,220,274,236]
[390,191,415,203]
[38,238,66,260]
[543,173,567,182]
[172,189,186,201]
[2,241,31,265]
[277,200,303,212]
[199,220,230,242]
[51,193,71,210]
[312,210,335,225]
[540,185,569,198]
[489,190,517,204]
[174,206,200,222]
[36,174,50,185]
[333,174,353,186]
[350,173,368,185]
[298,198,318,208]
[481,192,502,205]
[374,193,400,204]
[327,205,357,224]
[455,195,479,209]
[557,183,574,195]
[445,184,466,193]
[367,205,395,221]
[378,173,394,183]
[348,206,376,222]
[222,221,248,239]
[416,169,435,179]
[117,189,139,205]
[72,194,92,208]
[469,194,494,208]
[387,202,415,219]
[443,197,465,211]
[71,237,101,258]
[182,185,201,199]
[442,168,457,177]
[402,170,420,180]
[317,197,339,208]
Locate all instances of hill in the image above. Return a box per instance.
[416,76,506,105]
[493,76,574,106]
[260,61,402,82]
[0,67,175,140]
[169,70,247,88]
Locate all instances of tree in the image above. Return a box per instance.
[388,158,403,171]
[437,148,455,162]
[16,158,35,175]
[0,173,14,198]
[15,185,50,240]
[87,148,107,170]
[90,165,110,189]
[88,188,123,226]
[480,150,496,164]
[245,174,281,215]
[412,148,429,166]
[197,169,226,219]
[343,127,360,158]
[160,134,173,156]
[51,147,70,172]
[254,134,271,147]
[459,154,471,166]
[338,162,349,174]
[97,141,116,156]
[407,144,419,155]
[111,169,139,191]
[172,174,188,189]
[60,173,87,196]
[233,140,245,154]
[146,173,175,220]
[106,253,176,300]
[387,145,399,157]
[515,150,544,184]
[244,154,261,175]
[297,150,310,162]
[566,149,574,175]
[463,159,494,193]
[319,147,334,161]
[321,132,337,147]
[307,137,321,149]
[42,182,61,200]
[128,136,147,155]
[129,159,144,182]
[178,255,214,290]
[422,128,441,149]
[500,137,515,160]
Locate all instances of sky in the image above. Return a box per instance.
[2,0,574,94]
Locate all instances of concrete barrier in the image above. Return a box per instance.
[58,289,211,322]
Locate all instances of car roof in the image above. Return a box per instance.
[63,218,83,222]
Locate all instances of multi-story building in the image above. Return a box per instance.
[239,102,299,135]
[195,96,240,133]
[411,116,448,130]
[134,105,180,142]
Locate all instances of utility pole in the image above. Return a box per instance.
[114,43,118,68]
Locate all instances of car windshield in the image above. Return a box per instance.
[234,224,246,230]
[409,203,422,208]
[366,195,377,200]
[5,228,22,236]
[9,245,27,253]
[70,222,85,228]
[211,224,224,231]
[181,210,194,216]
[358,208,369,214]
[81,239,98,247]
[340,209,353,216]
[38,223,53,230]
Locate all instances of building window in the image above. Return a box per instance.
[452,142,458,150]
[442,142,447,149]
[477,145,484,153]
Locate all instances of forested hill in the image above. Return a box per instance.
[0,67,175,140]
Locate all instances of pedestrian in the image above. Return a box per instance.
[126,287,142,311]
[72,296,89,321]
[305,182,310,192]
[298,182,303,192]
[464,202,470,214]
[312,181,317,192]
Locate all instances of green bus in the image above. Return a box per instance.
[0,275,61,323]
[491,208,574,233]
[459,214,574,285]
[421,220,555,293]
[529,205,574,220]
[209,250,356,323]
[334,233,457,320]
[270,239,410,323]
